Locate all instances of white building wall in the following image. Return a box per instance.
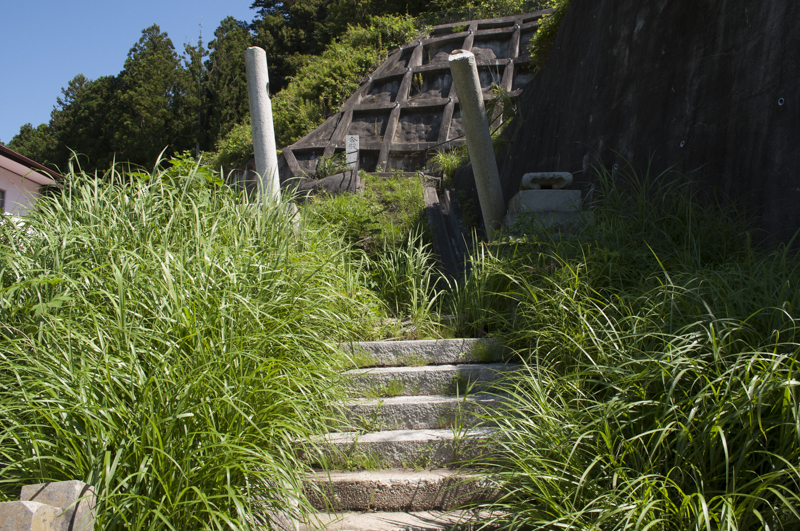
[0,155,55,216]
[0,168,42,215]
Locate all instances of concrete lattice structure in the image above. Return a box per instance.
[278,9,552,181]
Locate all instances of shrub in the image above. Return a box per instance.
[456,158,800,529]
[0,156,388,529]
[528,0,572,70]
[206,116,254,169]
[273,15,421,147]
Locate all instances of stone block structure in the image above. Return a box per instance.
[0,481,95,531]
[278,9,552,181]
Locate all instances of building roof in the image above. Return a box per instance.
[0,144,62,183]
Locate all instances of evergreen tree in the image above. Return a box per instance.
[113,24,197,167]
[185,36,210,155]
[250,0,333,93]
[206,17,253,148]
[49,74,119,172]
[7,123,57,167]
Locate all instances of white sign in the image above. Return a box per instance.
[346,135,359,170]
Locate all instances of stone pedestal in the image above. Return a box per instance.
[504,189,582,229]
[0,480,97,531]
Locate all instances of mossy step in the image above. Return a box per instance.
[345,363,521,398]
[343,394,504,431]
[308,428,494,469]
[298,510,480,531]
[341,338,507,368]
[306,468,496,511]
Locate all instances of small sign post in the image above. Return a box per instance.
[346,135,359,177]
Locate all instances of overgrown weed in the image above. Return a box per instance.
[454,157,800,529]
[0,155,388,530]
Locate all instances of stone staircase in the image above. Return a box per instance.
[299,339,518,531]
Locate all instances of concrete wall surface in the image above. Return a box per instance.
[467,0,800,242]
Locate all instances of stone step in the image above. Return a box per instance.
[308,428,494,469]
[342,339,506,368]
[346,363,520,398]
[298,510,478,531]
[343,394,503,431]
[306,469,496,511]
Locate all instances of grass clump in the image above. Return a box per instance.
[362,379,408,398]
[301,172,446,337]
[455,158,800,529]
[0,155,388,529]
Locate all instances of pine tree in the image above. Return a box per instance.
[113,25,197,167]
[206,17,253,148]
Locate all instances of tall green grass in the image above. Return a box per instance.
[0,157,388,529]
[300,172,446,336]
[458,159,800,529]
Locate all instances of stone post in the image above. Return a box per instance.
[245,46,281,203]
[448,50,505,238]
[346,135,359,172]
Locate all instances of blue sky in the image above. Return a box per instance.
[1,1,255,144]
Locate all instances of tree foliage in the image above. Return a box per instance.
[113,25,199,167]
[271,15,419,147]
[206,17,253,144]
[8,0,546,171]
[7,123,56,166]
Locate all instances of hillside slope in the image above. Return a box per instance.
[481,0,800,241]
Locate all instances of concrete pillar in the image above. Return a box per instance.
[448,50,505,238]
[245,46,281,203]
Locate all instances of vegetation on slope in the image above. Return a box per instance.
[6,0,559,172]
[454,160,800,529]
[0,156,437,529]
[1,145,798,528]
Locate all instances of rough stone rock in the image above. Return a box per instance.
[20,481,95,531]
[0,501,61,531]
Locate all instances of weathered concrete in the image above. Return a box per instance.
[0,501,61,531]
[342,338,506,367]
[289,171,362,198]
[280,11,552,182]
[507,189,581,213]
[298,510,478,531]
[318,428,494,468]
[245,46,281,202]
[520,172,573,190]
[307,337,512,527]
[344,393,503,431]
[306,469,495,511]
[448,50,505,238]
[19,481,96,531]
[483,0,800,243]
[346,363,520,397]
